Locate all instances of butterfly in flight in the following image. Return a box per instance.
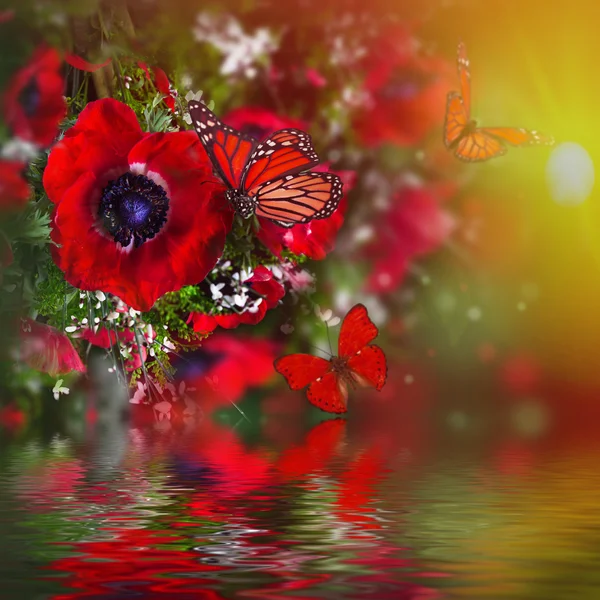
[188,101,343,228]
[274,304,387,414]
[444,42,554,162]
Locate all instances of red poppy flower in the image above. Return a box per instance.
[188,264,284,333]
[366,185,456,293]
[222,106,306,140]
[44,98,232,312]
[0,160,29,209]
[19,319,85,376]
[3,45,66,147]
[353,25,452,148]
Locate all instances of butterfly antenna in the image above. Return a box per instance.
[308,343,333,358]
[325,321,334,356]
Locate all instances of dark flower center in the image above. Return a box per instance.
[239,124,269,141]
[18,77,40,117]
[99,172,169,248]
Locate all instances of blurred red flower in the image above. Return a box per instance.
[499,352,543,396]
[0,160,29,209]
[223,106,306,140]
[353,26,452,148]
[366,185,456,293]
[0,404,26,432]
[3,45,66,147]
[181,333,279,409]
[19,318,85,376]
[44,98,232,312]
[188,265,284,333]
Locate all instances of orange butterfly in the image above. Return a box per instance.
[444,42,554,162]
[274,304,387,414]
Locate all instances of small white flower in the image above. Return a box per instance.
[210,282,225,300]
[233,292,248,307]
[65,326,78,333]
[163,337,176,352]
[247,298,263,314]
[52,379,69,401]
[130,383,146,405]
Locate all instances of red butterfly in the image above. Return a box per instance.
[188,101,343,228]
[444,42,554,162]
[274,304,387,413]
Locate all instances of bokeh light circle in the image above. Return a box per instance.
[546,142,594,206]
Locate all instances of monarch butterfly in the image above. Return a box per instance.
[188,101,343,228]
[274,304,387,414]
[444,42,554,162]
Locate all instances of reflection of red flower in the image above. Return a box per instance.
[366,185,455,293]
[3,46,66,147]
[44,99,232,311]
[275,419,346,481]
[223,106,306,140]
[19,319,85,376]
[182,333,279,409]
[257,166,355,260]
[0,160,29,209]
[188,265,284,333]
[354,26,452,148]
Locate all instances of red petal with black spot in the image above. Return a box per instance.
[44,98,232,312]
[3,46,66,147]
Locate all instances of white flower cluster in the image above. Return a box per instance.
[206,261,264,315]
[193,12,278,79]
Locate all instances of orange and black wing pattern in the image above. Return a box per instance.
[188,101,256,189]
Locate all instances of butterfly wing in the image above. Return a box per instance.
[188,101,256,189]
[453,130,507,162]
[274,354,331,390]
[338,303,379,359]
[253,172,343,228]
[479,127,554,146]
[347,344,387,391]
[444,92,469,148]
[457,41,471,118]
[242,129,320,193]
[275,353,348,414]
[306,371,349,414]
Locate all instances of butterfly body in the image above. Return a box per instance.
[275,304,387,414]
[444,42,554,162]
[225,189,256,219]
[189,101,343,227]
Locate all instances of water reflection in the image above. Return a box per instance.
[1,398,600,599]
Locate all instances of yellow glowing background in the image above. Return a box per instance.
[414,0,600,383]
